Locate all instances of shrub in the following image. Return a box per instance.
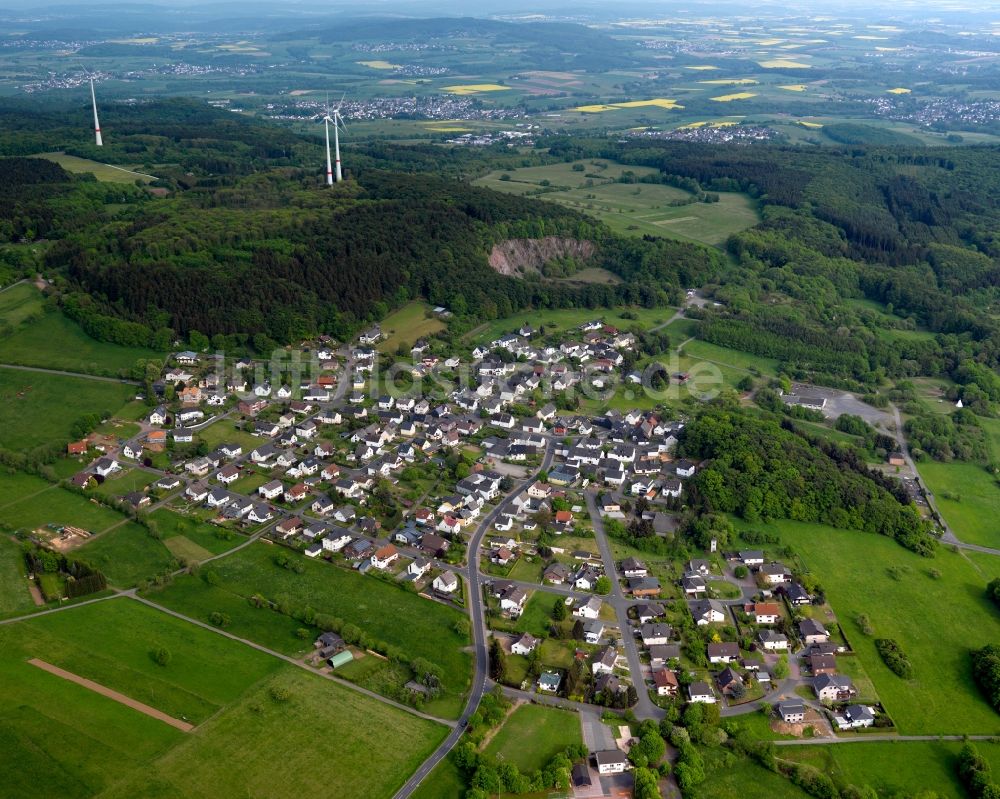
[874,638,912,678]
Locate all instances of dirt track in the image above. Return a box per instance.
[28,658,195,732]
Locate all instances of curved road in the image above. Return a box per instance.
[392,441,556,798]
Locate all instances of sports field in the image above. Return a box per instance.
[0,598,444,799]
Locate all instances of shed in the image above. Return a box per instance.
[328,650,354,669]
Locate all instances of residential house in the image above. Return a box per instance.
[760,562,791,585]
[717,666,744,696]
[511,633,539,656]
[635,603,665,624]
[758,630,789,652]
[372,545,399,570]
[258,480,284,501]
[433,571,459,595]
[810,654,837,676]
[582,620,605,644]
[621,557,647,578]
[573,596,603,620]
[799,619,830,645]
[591,647,617,676]
[836,705,875,730]
[653,668,679,697]
[640,623,672,647]
[707,642,740,664]
[691,599,727,625]
[648,644,681,667]
[408,558,431,579]
[688,681,716,704]
[753,602,781,625]
[593,750,629,776]
[777,700,806,724]
[322,528,353,553]
[626,576,661,597]
[812,674,856,702]
[538,672,561,693]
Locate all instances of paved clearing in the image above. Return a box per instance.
[28,657,195,732]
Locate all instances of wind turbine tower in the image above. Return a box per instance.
[321,96,346,185]
[332,106,343,183]
[89,75,103,147]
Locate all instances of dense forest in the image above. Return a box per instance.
[679,407,937,555]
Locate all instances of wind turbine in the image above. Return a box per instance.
[321,94,347,184]
[82,68,102,146]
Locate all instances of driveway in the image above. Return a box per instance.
[580,707,616,751]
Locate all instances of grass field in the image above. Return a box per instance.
[411,755,465,799]
[783,741,1000,798]
[146,542,472,716]
[75,523,178,586]
[682,338,779,377]
[482,703,581,772]
[195,418,261,452]
[700,746,810,799]
[147,508,244,557]
[750,518,1000,735]
[2,483,127,535]
[90,467,158,498]
[34,151,155,183]
[0,597,444,799]
[474,160,760,247]
[0,367,135,450]
[377,301,446,353]
[0,281,44,326]
[918,460,1000,548]
[0,308,162,376]
[0,535,33,616]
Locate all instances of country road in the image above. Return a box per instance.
[0,362,141,385]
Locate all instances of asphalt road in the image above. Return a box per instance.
[392,440,556,799]
[584,489,664,721]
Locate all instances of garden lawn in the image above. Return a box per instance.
[74,523,178,587]
[483,703,581,773]
[0,310,161,376]
[917,460,1000,548]
[755,518,1000,735]
[147,542,472,716]
[0,367,135,450]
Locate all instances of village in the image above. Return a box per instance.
[59,313,892,795]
